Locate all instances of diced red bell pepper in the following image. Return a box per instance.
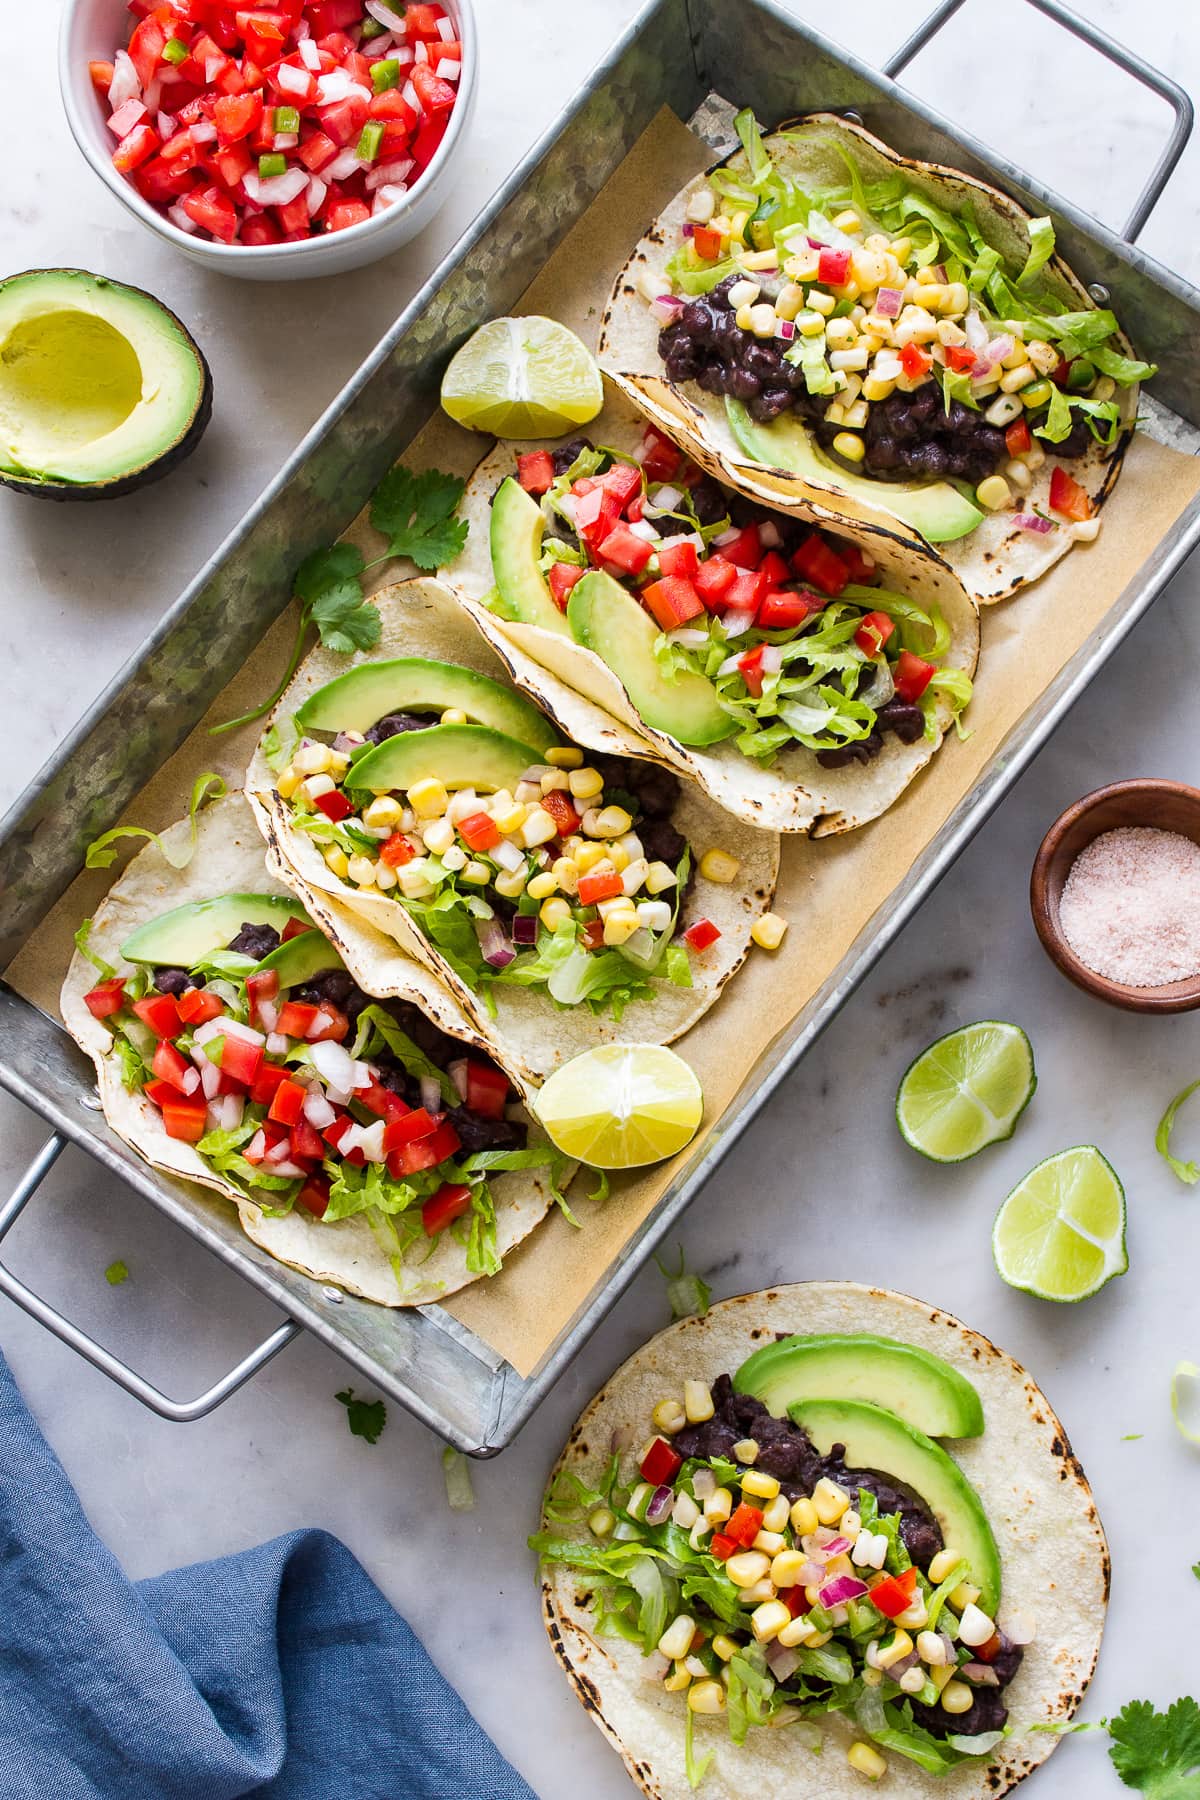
[757,589,823,631]
[268,1077,307,1127]
[757,549,790,586]
[250,1061,290,1106]
[599,462,643,510]
[817,246,851,285]
[216,1033,263,1088]
[693,556,737,608]
[162,1098,208,1143]
[182,183,238,241]
[658,540,700,580]
[84,979,126,1020]
[722,525,763,570]
[517,450,555,496]
[464,1062,509,1121]
[726,569,768,615]
[692,225,723,261]
[783,1584,812,1617]
[289,1119,325,1163]
[642,577,704,632]
[177,987,225,1025]
[1051,356,1073,389]
[726,1503,764,1547]
[737,643,765,698]
[547,562,585,610]
[113,123,162,173]
[639,1437,683,1485]
[540,790,579,837]
[945,343,977,373]
[421,1181,473,1236]
[379,833,416,868]
[710,1533,737,1562]
[1048,464,1093,521]
[898,341,933,380]
[791,533,849,596]
[683,918,721,952]
[313,788,353,823]
[867,1565,918,1619]
[151,1038,193,1093]
[580,919,606,952]
[277,1000,319,1038]
[854,610,895,656]
[297,1174,331,1217]
[382,1107,439,1150]
[308,1004,349,1044]
[143,1076,183,1110]
[133,992,183,1038]
[973,1632,1004,1664]
[578,868,624,906]
[597,523,654,576]
[640,429,681,483]
[213,88,262,142]
[457,811,501,853]
[893,649,936,703]
[1005,418,1032,457]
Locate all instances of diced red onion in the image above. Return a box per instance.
[359,1119,387,1162]
[887,1650,920,1678]
[720,609,756,638]
[757,519,782,548]
[302,1092,337,1130]
[610,1424,636,1451]
[476,917,516,969]
[244,1129,267,1164]
[819,1534,851,1558]
[512,914,538,947]
[401,78,421,113]
[274,131,299,151]
[807,236,823,249]
[765,1641,800,1681]
[265,1135,294,1166]
[972,334,1013,377]
[649,295,684,327]
[420,1074,442,1115]
[167,202,198,235]
[305,176,328,217]
[271,1159,307,1179]
[628,518,660,544]
[413,36,428,60]
[639,1651,670,1684]
[798,1560,825,1586]
[207,1092,245,1134]
[692,1466,716,1500]
[317,68,354,103]
[198,1058,222,1100]
[263,1031,288,1060]
[352,1061,374,1090]
[818,1574,869,1608]
[435,58,460,80]
[256,999,280,1034]
[325,147,362,182]
[1015,512,1055,534]
[298,34,321,69]
[309,1039,356,1092]
[645,1484,675,1526]
[961,1663,1000,1686]
[204,56,225,81]
[394,44,414,66]
[775,318,796,340]
[156,110,176,138]
[366,157,413,192]
[645,485,683,516]
[445,1059,469,1101]
[108,50,141,107]
[681,222,695,238]
[875,286,903,319]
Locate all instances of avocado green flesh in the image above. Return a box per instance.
[255,929,344,989]
[296,655,560,753]
[348,723,543,797]
[0,270,210,493]
[489,479,573,636]
[121,895,310,967]
[567,570,735,748]
[734,1332,985,1438]
[724,398,985,544]
[789,1397,1001,1610]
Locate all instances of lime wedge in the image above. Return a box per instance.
[533,1044,703,1169]
[896,1021,1036,1163]
[440,316,603,438]
[992,1147,1128,1302]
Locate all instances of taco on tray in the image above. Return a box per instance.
[443,382,978,835]
[62,794,573,1306]
[246,578,779,1087]
[534,1283,1107,1797]
[599,110,1154,603]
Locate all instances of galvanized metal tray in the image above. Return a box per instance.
[2,0,1198,1452]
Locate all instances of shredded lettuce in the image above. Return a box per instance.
[1156,1077,1200,1184]
[73,918,115,980]
[655,1243,712,1320]
[85,773,228,872]
[262,715,300,773]
[1016,215,1056,288]
[1171,1361,1200,1443]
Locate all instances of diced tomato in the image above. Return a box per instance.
[108,97,149,139]
[945,343,977,373]
[325,198,371,232]
[736,644,765,698]
[625,490,644,523]
[817,246,850,285]
[642,577,703,632]
[297,128,337,170]
[598,462,643,510]
[547,562,585,610]
[134,152,196,202]
[250,1061,290,1106]
[277,999,319,1038]
[791,533,849,597]
[132,992,183,1038]
[160,126,204,168]
[268,1077,307,1127]
[216,1033,263,1088]
[757,589,821,631]
[113,123,162,173]
[464,1062,509,1121]
[412,61,455,114]
[854,610,895,656]
[280,916,312,942]
[410,111,450,177]
[313,788,353,822]
[421,1181,473,1236]
[1005,418,1032,457]
[540,790,579,838]
[1048,464,1093,521]
[597,523,654,576]
[359,1081,409,1122]
[162,1098,207,1143]
[307,0,362,29]
[182,183,238,240]
[389,1118,460,1177]
[457,811,501,853]
[639,429,681,483]
[683,918,721,952]
[722,525,762,570]
[757,549,790,586]
[639,1437,682,1485]
[84,979,126,1020]
[129,13,168,86]
[245,968,279,1027]
[382,1107,438,1150]
[693,555,737,608]
[572,484,621,549]
[241,213,283,245]
[213,88,262,142]
[297,1174,331,1217]
[308,1003,349,1043]
[517,450,555,496]
[658,540,699,580]
[323,1119,364,1167]
[379,832,416,868]
[177,986,225,1025]
[893,649,936,703]
[318,93,369,144]
[151,1038,193,1093]
[276,192,310,234]
[143,1076,182,1109]
[867,1566,919,1619]
[692,225,723,261]
[90,59,116,93]
[578,868,624,906]
[1052,356,1073,389]
[783,1584,811,1618]
[838,542,877,585]
[212,140,253,189]
[898,341,933,380]
[726,569,768,615]
[289,1119,325,1163]
[726,1503,764,1548]
[404,3,445,37]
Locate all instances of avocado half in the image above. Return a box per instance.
[0,269,213,501]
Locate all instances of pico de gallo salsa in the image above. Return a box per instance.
[89,0,462,244]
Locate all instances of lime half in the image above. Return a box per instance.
[440,316,603,438]
[533,1044,703,1170]
[896,1021,1036,1163]
[992,1146,1128,1301]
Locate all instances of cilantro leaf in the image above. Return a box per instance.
[296,542,380,654]
[1108,1697,1200,1797]
[335,1387,387,1445]
[1192,1562,1200,1581]
[104,1260,129,1286]
[371,465,469,570]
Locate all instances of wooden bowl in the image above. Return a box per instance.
[1030,779,1200,1014]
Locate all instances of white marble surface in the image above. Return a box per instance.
[2,2,1200,1796]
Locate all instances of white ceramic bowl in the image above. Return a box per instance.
[59,0,477,280]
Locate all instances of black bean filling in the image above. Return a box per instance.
[815,698,925,771]
[364,711,438,746]
[657,274,1092,484]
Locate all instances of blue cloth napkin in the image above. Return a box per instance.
[0,1347,535,1800]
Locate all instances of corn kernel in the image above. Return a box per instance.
[644,861,678,895]
[778,1614,815,1647]
[422,817,456,857]
[409,778,449,819]
[1094,374,1117,403]
[862,374,895,403]
[737,1579,777,1608]
[889,237,912,263]
[927,1549,961,1584]
[460,860,490,886]
[540,897,572,932]
[751,1600,791,1643]
[606,843,629,874]
[790,1497,818,1535]
[323,847,350,879]
[567,765,604,800]
[943,281,969,315]
[490,794,528,835]
[588,1505,614,1538]
[362,794,401,831]
[520,806,558,849]
[847,1742,888,1780]
[440,707,468,725]
[1020,378,1054,412]
[741,1468,780,1501]
[442,844,468,873]
[842,400,869,430]
[732,1438,759,1464]
[711,1634,739,1663]
[493,868,528,899]
[729,209,749,244]
[396,859,436,899]
[525,871,558,901]
[812,1478,850,1524]
[574,841,607,874]
[447,788,481,823]
[735,303,755,332]
[703,1486,732,1523]
[726,1551,771,1589]
[602,909,641,947]
[373,860,398,892]
[544,745,583,768]
[551,856,579,896]
[663,1662,692,1692]
[984,392,1023,427]
[346,855,377,888]
[824,402,846,427]
[673,1491,700,1531]
[940,1681,975,1716]
[1071,517,1101,543]
[929,1661,955,1693]
[949,1580,981,1613]
[753,1530,786,1555]
[326,750,351,776]
[999,361,1037,394]
[825,317,857,349]
[805,1629,833,1647]
[684,1379,714,1422]
[699,847,740,884]
[300,773,336,803]
[593,805,633,838]
[762,1494,789,1533]
[774,282,806,321]
[770,1550,806,1588]
[917,1630,950,1666]
[832,431,866,463]
[658,1614,697,1661]
[687,1679,725,1715]
[1005,458,1032,492]
[975,475,1012,512]
[874,1629,913,1671]
[958,1603,996,1646]
[652,1397,686,1435]
[895,1597,929,1630]
[276,766,302,800]
[686,185,716,225]
[294,742,333,775]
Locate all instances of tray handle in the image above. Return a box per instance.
[884,0,1193,242]
[0,1134,301,1421]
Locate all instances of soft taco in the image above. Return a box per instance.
[246,578,779,1088]
[443,383,978,835]
[599,110,1154,603]
[61,794,575,1306]
[533,1283,1107,1798]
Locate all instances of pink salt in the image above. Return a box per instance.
[1058,825,1200,988]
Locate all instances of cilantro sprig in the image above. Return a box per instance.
[1109,1697,1200,1796]
[335,1387,387,1445]
[212,463,469,736]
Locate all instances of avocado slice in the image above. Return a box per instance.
[724,398,984,544]
[0,269,212,500]
[348,723,544,797]
[121,895,310,967]
[734,1333,984,1439]
[296,656,560,753]
[566,570,736,748]
[490,478,573,635]
[789,1397,1001,1610]
[255,927,344,990]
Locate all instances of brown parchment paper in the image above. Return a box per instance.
[10,110,1200,1379]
